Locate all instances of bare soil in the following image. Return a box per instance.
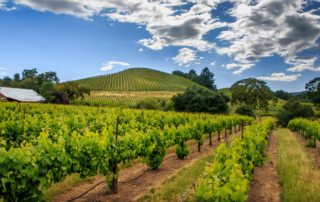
[246,130,281,202]
[51,131,240,202]
[292,131,320,169]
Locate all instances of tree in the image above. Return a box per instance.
[231,78,274,111]
[236,105,255,119]
[305,77,320,107]
[55,81,90,100]
[2,76,12,86]
[186,69,198,81]
[22,68,38,80]
[195,67,217,90]
[276,98,314,127]
[18,79,40,92]
[13,73,20,82]
[51,90,70,104]
[39,82,55,103]
[272,97,279,106]
[172,85,230,113]
[172,70,186,78]
[37,71,60,86]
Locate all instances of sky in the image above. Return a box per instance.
[0,0,320,92]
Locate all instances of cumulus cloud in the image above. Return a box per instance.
[172,48,197,66]
[221,64,225,67]
[10,0,227,51]
[211,61,216,65]
[216,0,320,71]
[0,72,8,75]
[137,26,141,29]
[139,48,143,51]
[0,67,6,69]
[195,62,201,64]
[226,63,255,74]
[100,61,130,71]
[257,73,302,81]
[185,64,191,67]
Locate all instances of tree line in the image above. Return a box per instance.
[172,67,217,90]
[0,68,90,104]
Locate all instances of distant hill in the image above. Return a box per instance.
[218,88,232,96]
[74,68,203,91]
[290,91,308,95]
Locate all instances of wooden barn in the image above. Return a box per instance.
[0,87,45,103]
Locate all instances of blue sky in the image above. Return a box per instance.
[0,0,320,92]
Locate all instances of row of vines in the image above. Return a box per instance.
[196,117,274,201]
[75,68,200,91]
[0,102,255,201]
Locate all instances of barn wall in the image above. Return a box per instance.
[0,93,7,101]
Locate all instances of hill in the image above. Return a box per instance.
[75,68,202,91]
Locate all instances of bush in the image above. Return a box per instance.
[51,90,69,104]
[236,105,256,119]
[133,97,160,110]
[172,85,230,113]
[276,98,314,127]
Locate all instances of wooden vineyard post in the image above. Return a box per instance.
[209,133,212,145]
[218,130,220,142]
[111,116,120,194]
[225,127,227,137]
[142,110,144,125]
[241,119,244,139]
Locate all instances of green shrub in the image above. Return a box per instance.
[276,98,314,127]
[133,97,160,110]
[236,105,256,119]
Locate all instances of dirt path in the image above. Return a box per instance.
[246,130,281,202]
[52,131,240,202]
[292,131,320,169]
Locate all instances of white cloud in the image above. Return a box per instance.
[199,57,204,60]
[215,0,320,72]
[110,23,114,26]
[208,51,212,53]
[195,62,201,64]
[211,61,216,65]
[100,61,130,71]
[226,63,255,74]
[137,26,141,29]
[0,72,8,76]
[185,64,191,67]
[172,48,197,66]
[166,57,169,61]
[139,48,143,51]
[10,0,226,51]
[257,73,302,82]
[221,64,225,67]
[0,68,6,69]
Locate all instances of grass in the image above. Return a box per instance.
[277,128,320,202]
[138,151,216,202]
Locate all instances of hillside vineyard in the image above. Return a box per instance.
[0,102,254,201]
[75,68,202,91]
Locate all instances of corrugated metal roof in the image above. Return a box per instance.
[0,87,45,102]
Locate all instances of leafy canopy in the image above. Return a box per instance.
[275,98,314,127]
[231,78,274,111]
[172,85,230,113]
[236,105,256,119]
[305,77,320,107]
[55,81,91,101]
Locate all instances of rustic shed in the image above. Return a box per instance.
[0,87,45,102]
